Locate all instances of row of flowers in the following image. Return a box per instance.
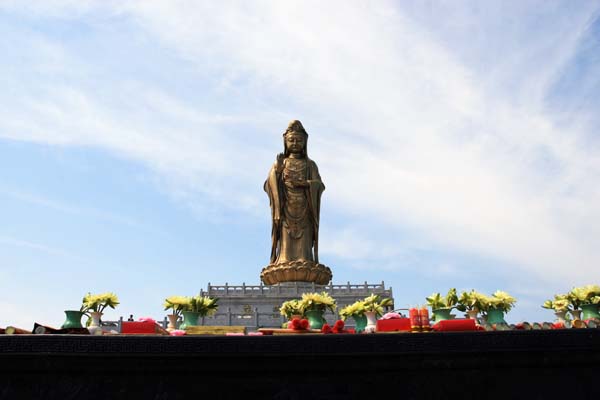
[280,292,393,332]
[64,284,600,333]
[425,285,600,324]
[542,285,600,321]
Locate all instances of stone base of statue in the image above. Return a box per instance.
[260,260,333,285]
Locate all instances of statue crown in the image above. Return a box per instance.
[284,120,308,136]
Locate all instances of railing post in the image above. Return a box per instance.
[225,282,229,295]
[260,282,264,294]
[228,307,232,326]
[254,307,259,329]
[242,282,246,295]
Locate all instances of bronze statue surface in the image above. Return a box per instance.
[260,120,332,285]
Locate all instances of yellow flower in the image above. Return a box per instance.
[339,301,366,320]
[164,296,192,315]
[299,292,337,313]
[82,292,119,313]
[362,294,393,317]
[279,299,303,317]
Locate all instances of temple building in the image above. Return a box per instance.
[198,281,394,330]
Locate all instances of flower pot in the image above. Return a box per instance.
[570,309,582,320]
[432,308,453,322]
[486,308,507,325]
[305,309,325,329]
[364,311,378,333]
[466,310,479,321]
[88,311,103,335]
[180,311,200,329]
[352,314,367,333]
[553,310,567,323]
[580,304,600,320]
[61,310,85,329]
[167,314,180,331]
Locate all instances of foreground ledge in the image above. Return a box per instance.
[1,329,599,399]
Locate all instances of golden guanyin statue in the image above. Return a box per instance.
[260,120,332,285]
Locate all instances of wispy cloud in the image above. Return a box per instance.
[0,185,159,230]
[0,1,599,290]
[0,235,75,258]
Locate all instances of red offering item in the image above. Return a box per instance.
[552,322,566,329]
[290,318,302,330]
[300,319,310,330]
[332,320,345,333]
[419,307,430,328]
[432,319,477,332]
[409,308,420,329]
[121,321,158,334]
[321,324,332,334]
[376,318,411,332]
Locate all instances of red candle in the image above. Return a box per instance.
[409,307,421,330]
[420,307,430,328]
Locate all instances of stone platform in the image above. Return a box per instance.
[1,330,599,399]
[197,281,394,330]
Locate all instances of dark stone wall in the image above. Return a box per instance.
[1,329,599,399]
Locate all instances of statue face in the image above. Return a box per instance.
[285,133,306,154]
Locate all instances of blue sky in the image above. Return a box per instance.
[1,1,600,327]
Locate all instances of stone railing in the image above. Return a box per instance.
[203,281,391,297]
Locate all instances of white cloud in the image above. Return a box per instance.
[1,1,599,289]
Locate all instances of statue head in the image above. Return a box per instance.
[283,120,308,157]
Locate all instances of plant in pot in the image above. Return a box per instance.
[480,290,516,325]
[279,299,304,321]
[339,300,367,332]
[82,292,119,335]
[362,294,393,333]
[61,299,92,330]
[299,292,336,329]
[568,285,600,320]
[164,296,190,331]
[457,290,487,321]
[180,295,219,329]
[426,288,459,322]
[542,294,571,322]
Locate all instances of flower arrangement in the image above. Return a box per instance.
[457,290,487,312]
[163,296,190,316]
[568,285,600,309]
[82,292,119,313]
[426,288,459,310]
[362,294,393,317]
[164,295,219,317]
[542,294,571,313]
[479,290,517,313]
[299,292,337,313]
[279,299,304,318]
[339,300,366,321]
[188,295,219,316]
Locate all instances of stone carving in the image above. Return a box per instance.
[261,120,332,285]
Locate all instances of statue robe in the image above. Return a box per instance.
[264,155,325,265]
